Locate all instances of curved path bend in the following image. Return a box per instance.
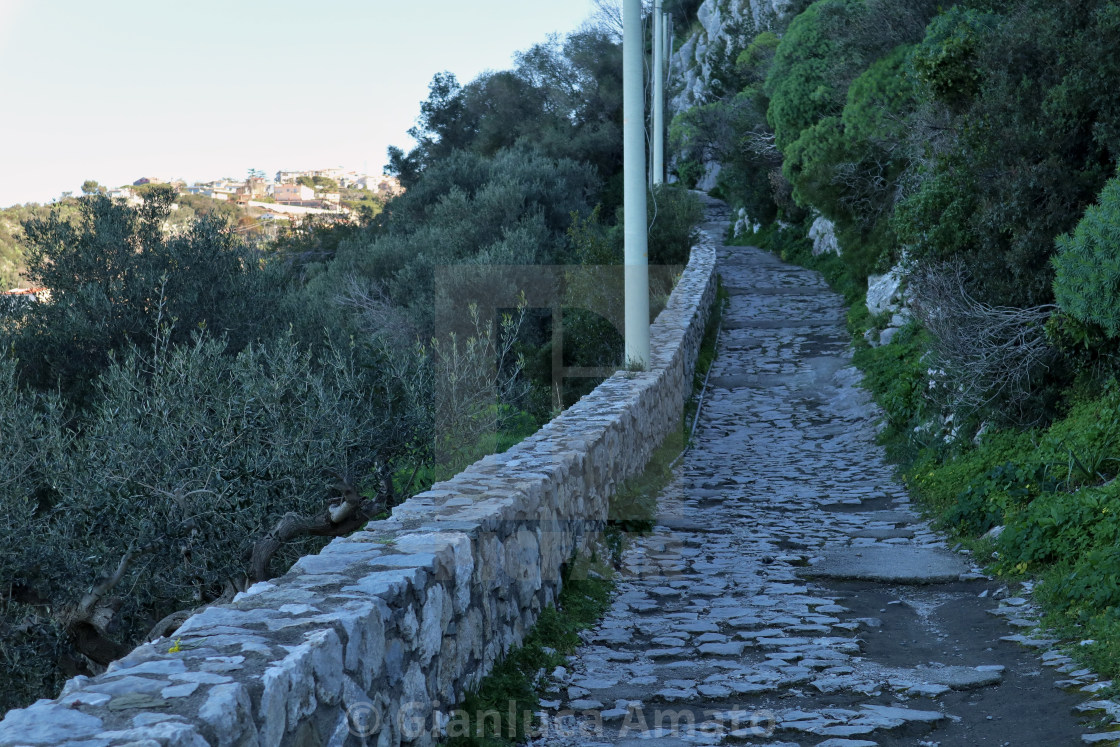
[534,197,1119,747]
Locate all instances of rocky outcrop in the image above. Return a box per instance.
[697,161,722,191]
[866,267,904,316]
[733,207,761,238]
[670,0,790,118]
[0,213,719,747]
[808,214,841,257]
[865,267,911,346]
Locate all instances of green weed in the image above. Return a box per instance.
[444,574,613,745]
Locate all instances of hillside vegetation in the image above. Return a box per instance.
[0,24,702,711]
[672,0,1120,681]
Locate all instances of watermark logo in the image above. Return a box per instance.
[344,700,382,739]
[345,699,777,741]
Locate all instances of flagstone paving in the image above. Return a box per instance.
[531,197,1120,746]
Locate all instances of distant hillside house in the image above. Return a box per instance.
[362,174,404,198]
[276,170,310,184]
[234,178,271,205]
[311,167,345,181]
[2,287,50,304]
[245,177,270,198]
[274,183,316,203]
[338,171,363,188]
[108,188,143,206]
[133,177,166,186]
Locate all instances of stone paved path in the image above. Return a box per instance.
[532,197,1120,746]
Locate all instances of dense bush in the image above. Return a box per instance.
[7,188,282,401]
[908,7,992,111]
[648,184,704,266]
[313,146,600,342]
[0,355,69,711]
[764,0,860,150]
[706,0,1120,309]
[895,0,1120,307]
[390,29,624,199]
[0,202,71,290]
[1053,176,1120,338]
[0,333,390,711]
[671,92,784,225]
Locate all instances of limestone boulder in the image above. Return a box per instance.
[809,215,841,257]
[866,267,904,317]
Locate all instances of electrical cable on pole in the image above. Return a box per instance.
[623,0,650,370]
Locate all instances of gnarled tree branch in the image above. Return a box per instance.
[251,480,383,581]
[911,262,1057,425]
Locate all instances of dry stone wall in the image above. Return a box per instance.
[0,238,717,747]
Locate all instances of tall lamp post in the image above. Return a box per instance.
[623,0,650,369]
[652,0,665,186]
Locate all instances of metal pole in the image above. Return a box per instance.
[664,13,672,89]
[666,13,674,89]
[652,0,665,186]
[624,0,650,370]
[658,12,667,61]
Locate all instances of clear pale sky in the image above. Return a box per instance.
[0,0,600,207]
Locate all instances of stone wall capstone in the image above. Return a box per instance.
[0,221,718,747]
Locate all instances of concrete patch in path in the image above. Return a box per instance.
[800,546,974,584]
[856,509,922,525]
[923,665,1004,690]
[846,527,917,540]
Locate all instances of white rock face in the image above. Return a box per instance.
[198,683,256,747]
[697,161,722,191]
[866,268,905,317]
[808,215,841,257]
[733,207,761,238]
[866,265,910,347]
[877,326,900,346]
[670,0,791,118]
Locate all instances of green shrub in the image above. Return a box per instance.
[766,6,920,280]
[1056,547,1120,612]
[765,0,862,150]
[0,355,70,712]
[648,184,704,266]
[1035,384,1120,487]
[910,7,992,111]
[1053,176,1120,338]
[941,462,1055,537]
[999,485,1120,569]
[0,331,391,709]
[891,1,1120,308]
[852,323,931,452]
[674,92,782,225]
[10,189,282,401]
[736,31,780,85]
[905,429,1040,518]
[673,158,705,189]
[782,116,847,216]
[318,145,599,340]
